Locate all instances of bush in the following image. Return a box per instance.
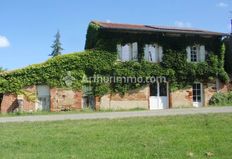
[209,91,232,106]
[227,92,232,103]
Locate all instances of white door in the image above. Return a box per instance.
[149,82,169,110]
[37,85,50,111]
[192,83,203,107]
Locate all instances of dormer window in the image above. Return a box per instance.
[144,44,163,63]
[117,42,138,61]
[186,45,205,62]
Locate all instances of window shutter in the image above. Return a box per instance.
[132,42,138,61]
[186,46,191,62]
[150,45,156,62]
[158,46,163,62]
[154,44,159,62]
[128,43,132,60]
[199,45,205,62]
[144,44,149,61]
[117,44,122,60]
[122,44,130,61]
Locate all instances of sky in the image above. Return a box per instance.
[0,0,231,70]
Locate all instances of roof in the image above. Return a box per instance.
[92,21,229,36]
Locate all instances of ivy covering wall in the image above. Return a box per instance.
[0,51,116,94]
[84,22,229,92]
[224,36,232,76]
[0,22,230,96]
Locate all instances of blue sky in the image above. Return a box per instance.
[0,0,231,70]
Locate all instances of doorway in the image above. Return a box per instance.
[37,85,50,111]
[149,82,169,110]
[192,83,203,107]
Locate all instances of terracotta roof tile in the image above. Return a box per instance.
[92,21,228,36]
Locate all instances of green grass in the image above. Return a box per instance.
[0,109,95,117]
[0,107,147,118]
[0,113,232,159]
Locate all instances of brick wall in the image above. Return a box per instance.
[22,86,36,112]
[1,82,231,113]
[99,86,149,110]
[171,82,231,108]
[1,86,36,113]
[170,87,193,108]
[1,94,18,113]
[1,86,82,113]
[50,88,82,112]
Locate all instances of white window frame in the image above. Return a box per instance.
[190,45,199,62]
[187,45,205,62]
[192,82,203,107]
[144,44,163,63]
[117,42,138,61]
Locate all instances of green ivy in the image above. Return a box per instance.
[0,49,229,96]
[0,50,116,94]
[85,22,222,56]
[224,37,232,76]
[0,23,229,96]
[84,22,229,92]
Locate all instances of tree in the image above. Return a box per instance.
[49,31,63,57]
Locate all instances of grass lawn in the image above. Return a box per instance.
[0,108,146,118]
[0,113,231,159]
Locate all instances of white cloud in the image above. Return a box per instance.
[174,21,192,28]
[217,2,228,7]
[0,35,10,48]
[106,19,111,23]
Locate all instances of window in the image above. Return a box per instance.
[191,46,198,62]
[144,44,163,62]
[150,82,167,96]
[159,82,167,96]
[192,83,202,102]
[117,42,138,61]
[186,45,205,62]
[150,83,157,96]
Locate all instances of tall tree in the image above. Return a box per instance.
[49,31,63,57]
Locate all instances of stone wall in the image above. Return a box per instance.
[99,86,149,110]
[50,88,82,112]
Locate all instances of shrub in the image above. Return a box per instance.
[209,91,232,106]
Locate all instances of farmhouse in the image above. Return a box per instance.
[0,21,231,113]
[85,21,231,110]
